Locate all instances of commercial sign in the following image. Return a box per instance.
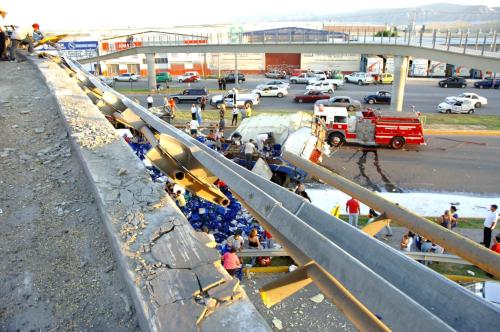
[58,41,98,50]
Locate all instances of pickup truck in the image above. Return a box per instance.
[210,90,260,109]
[290,73,316,84]
[307,77,344,89]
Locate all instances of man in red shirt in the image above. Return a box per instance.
[346,197,361,227]
[491,234,500,254]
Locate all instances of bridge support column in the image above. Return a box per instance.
[146,53,156,91]
[390,55,409,112]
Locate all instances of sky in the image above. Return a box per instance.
[2,0,500,30]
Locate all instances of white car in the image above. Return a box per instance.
[114,73,139,82]
[305,81,335,94]
[445,93,488,108]
[256,80,290,89]
[438,98,475,114]
[252,85,288,98]
[307,77,344,89]
[177,71,200,82]
[344,72,374,85]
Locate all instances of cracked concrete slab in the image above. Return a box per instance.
[35,56,270,331]
[148,268,200,305]
[151,225,221,269]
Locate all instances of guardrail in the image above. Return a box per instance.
[239,249,472,265]
[46,53,500,332]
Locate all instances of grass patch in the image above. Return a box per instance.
[337,215,484,229]
[423,114,500,130]
[428,262,491,279]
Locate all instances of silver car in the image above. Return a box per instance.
[315,96,361,112]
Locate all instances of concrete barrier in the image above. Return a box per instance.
[34,57,270,331]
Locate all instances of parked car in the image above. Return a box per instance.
[344,72,374,85]
[376,73,394,84]
[256,80,290,89]
[438,77,467,88]
[305,81,335,94]
[225,73,246,83]
[156,72,172,83]
[315,96,362,112]
[265,70,286,79]
[99,76,114,85]
[474,78,500,89]
[310,70,327,80]
[290,73,315,84]
[114,73,138,82]
[170,88,209,104]
[251,85,288,98]
[364,91,392,104]
[437,98,475,114]
[445,93,487,108]
[293,91,331,103]
[178,71,200,83]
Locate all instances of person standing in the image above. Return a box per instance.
[218,77,223,90]
[196,103,202,125]
[243,139,256,170]
[222,77,227,90]
[367,208,393,237]
[245,103,252,117]
[231,106,239,126]
[189,119,199,136]
[175,190,186,211]
[0,7,7,61]
[200,95,207,112]
[146,95,153,109]
[481,204,498,248]
[346,197,361,227]
[219,103,226,130]
[169,98,176,117]
[190,104,197,120]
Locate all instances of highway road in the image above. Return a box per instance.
[119,76,500,115]
[321,135,500,194]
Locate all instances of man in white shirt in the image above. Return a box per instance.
[243,139,256,170]
[482,204,498,248]
[146,95,154,109]
[9,23,42,61]
[189,119,199,136]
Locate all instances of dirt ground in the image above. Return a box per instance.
[0,60,139,330]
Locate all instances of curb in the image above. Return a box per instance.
[425,129,500,136]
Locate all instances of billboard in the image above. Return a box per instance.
[58,41,98,50]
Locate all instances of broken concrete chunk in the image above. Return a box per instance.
[310,293,325,304]
[207,278,239,302]
[272,318,283,330]
[117,168,128,176]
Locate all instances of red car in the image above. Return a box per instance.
[294,90,331,103]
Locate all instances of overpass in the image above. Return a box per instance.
[79,30,500,111]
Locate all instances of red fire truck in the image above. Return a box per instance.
[313,106,426,149]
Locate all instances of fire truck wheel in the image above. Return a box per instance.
[468,109,474,114]
[390,137,405,150]
[328,132,344,146]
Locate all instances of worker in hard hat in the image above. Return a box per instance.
[8,23,42,62]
